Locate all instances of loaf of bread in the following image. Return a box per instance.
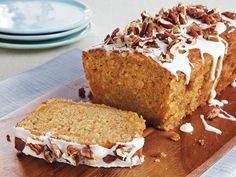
[14,99,145,167]
[82,4,236,130]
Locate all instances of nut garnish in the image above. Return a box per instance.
[103,3,228,62]
[50,144,62,159]
[15,137,26,152]
[28,143,44,155]
[103,155,117,163]
[67,145,80,155]
[222,11,236,20]
[44,148,56,163]
[80,145,95,159]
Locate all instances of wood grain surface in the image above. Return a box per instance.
[0,77,236,177]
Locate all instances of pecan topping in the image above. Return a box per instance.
[187,22,202,38]
[104,34,113,44]
[44,148,56,163]
[80,145,94,159]
[103,155,117,163]
[222,11,236,20]
[28,143,44,155]
[140,22,148,37]
[50,144,62,159]
[127,26,139,35]
[67,145,80,155]
[15,137,26,152]
[111,27,120,38]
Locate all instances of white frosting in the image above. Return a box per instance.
[222,16,236,27]
[179,122,194,133]
[231,78,236,87]
[221,100,228,105]
[14,127,144,167]
[200,114,222,134]
[218,108,236,121]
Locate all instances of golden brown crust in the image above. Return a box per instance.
[82,29,236,131]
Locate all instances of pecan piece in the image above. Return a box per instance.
[15,137,26,152]
[103,155,117,163]
[140,22,148,37]
[67,145,80,155]
[127,26,139,35]
[187,22,203,38]
[104,34,113,44]
[222,11,236,20]
[44,148,56,163]
[80,145,94,159]
[50,144,62,159]
[28,143,44,155]
[111,27,120,38]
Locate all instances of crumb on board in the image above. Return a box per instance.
[78,87,86,98]
[168,131,180,141]
[207,107,220,120]
[198,139,205,146]
[150,152,167,161]
[6,134,11,142]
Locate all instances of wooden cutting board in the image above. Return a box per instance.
[1,77,236,177]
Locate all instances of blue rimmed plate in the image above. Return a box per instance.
[0,0,92,34]
[0,23,91,49]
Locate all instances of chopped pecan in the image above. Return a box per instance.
[67,145,80,155]
[187,7,206,19]
[15,137,26,152]
[44,148,56,163]
[104,34,113,44]
[187,22,203,38]
[222,11,236,20]
[156,33,168,40]
[146,22,154,37]
[140,22,148,37]
[159,18,174,29]
[127,26,139,35]
[50,144,62,159]
[80,145,94,159]
[179,13,187,24]
[141,11,149,21]
[28,143,44,155]
[111,27,120,38]
[103,155,117,163]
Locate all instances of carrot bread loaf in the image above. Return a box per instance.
[82,4,236,130]
[14,99,145,167]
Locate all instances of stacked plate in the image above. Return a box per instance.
[0,0,92,49]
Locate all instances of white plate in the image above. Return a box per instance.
[0,0,92,34]
[0,23,91,49]
[0,21,90,41]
